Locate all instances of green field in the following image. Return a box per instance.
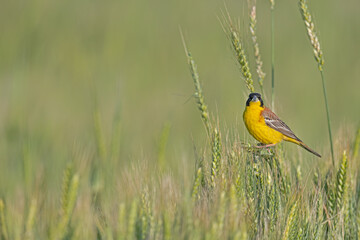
[0,0,359,239]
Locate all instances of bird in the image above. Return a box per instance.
[243,92,321,157]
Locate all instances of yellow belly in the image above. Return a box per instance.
[243,105,284,144]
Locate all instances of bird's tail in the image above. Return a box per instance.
[298,141,321,158]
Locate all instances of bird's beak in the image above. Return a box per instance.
[251,95,258,102]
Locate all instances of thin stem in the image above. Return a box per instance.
[320,70,334,165]
[271,7,275,110]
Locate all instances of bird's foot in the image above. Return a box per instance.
[254,143,276,155]
[254,143,276,149]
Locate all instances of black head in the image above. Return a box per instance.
[246,93,264,107]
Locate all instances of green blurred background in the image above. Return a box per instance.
[0,0,359,193]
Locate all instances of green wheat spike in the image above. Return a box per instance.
[356,195,360,238]
[229,184,238,235]
[55,174,79,240]
[229,27,255,92]
[344,188,356,239]
[148,210,155,240]
[157,122,171,170]
[127,200,138,240]
[335,151,348,212]
[282,201,298,240]
[299,0,324,68]
[249,5,265,95]
[268,185,277,234]
[211,128,222,188]
[163,213,171,240]
[235,173,242,200]
[184,198,194,239]
[0,199,8,240]
[153,217,161,240]
[94,108,107,162]
[110,104,122,163]
[140,188,151,240]
[297,227,303,240]
[61,163,73,217]
[181,34,211,135]
[24,199,37,240]
[66,174,79,212]
[217,191,226,237]
[117,203,126,240]
[192,167,203,201]
[314,191,323,239]
[323,172,334,219]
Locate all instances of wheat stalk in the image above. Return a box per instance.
[299,0,334,164]
[270,0,275,110]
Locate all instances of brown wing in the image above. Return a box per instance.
[261,107,301,141]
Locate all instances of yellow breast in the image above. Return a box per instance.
[243,101,284,144]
